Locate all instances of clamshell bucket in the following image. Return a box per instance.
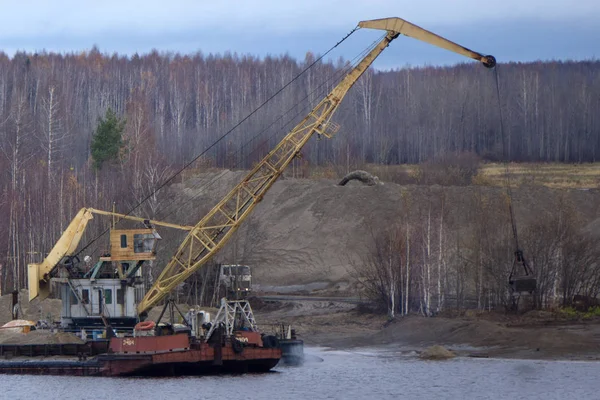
[509,250,536,293]
[509,276,537,293]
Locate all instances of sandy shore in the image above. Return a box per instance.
[254,299,600,361]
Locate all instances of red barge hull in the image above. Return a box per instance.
[0,334,281,376]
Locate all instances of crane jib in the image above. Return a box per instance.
[137,17,496,316]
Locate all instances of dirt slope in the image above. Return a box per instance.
[157,171,600,287]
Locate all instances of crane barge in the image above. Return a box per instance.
[0,17,495,376]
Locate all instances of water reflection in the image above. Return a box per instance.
[1,347,598,400]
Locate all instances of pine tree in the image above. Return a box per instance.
[90,108,125,170]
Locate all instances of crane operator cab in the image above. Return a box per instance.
[508,250,536,293]
[108,228,160,262]
[219,264,252,298]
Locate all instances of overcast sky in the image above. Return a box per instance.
[1,0,598,68]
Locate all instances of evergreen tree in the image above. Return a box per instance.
[90,108,125,170]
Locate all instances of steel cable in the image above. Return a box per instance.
[153,33,386,223]
[75,26,361,257]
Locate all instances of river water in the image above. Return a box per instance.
[1,347,598,399]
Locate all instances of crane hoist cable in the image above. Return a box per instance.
[132,33,382,224]
[492,66,536,293]
[73,26,360,258]
[154,34,387,222]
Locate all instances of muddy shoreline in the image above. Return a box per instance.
[254,300,600,361]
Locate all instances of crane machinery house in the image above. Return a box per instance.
[56,226,160,330]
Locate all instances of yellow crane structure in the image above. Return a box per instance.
[27,207,193,302]
[136,17,496,315]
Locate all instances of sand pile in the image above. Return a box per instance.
[0,330,84,345]
[420,345,456,360]
[0,290,62,326]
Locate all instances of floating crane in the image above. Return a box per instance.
[11,17,501,377]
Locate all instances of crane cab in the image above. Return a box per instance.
[102,229,160,262]
[219,264,252,297]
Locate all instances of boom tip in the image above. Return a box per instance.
[482,55,496,69]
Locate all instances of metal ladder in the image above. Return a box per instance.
[67,279,90,316]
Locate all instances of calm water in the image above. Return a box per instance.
[1,347,599,400]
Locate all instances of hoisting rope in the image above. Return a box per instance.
[493,67,519,250]
[492,66,533,284]
[156,32,385,222]
[74,26,360,258]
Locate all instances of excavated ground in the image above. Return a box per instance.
[156,171,600,286]
[161,171,600,359]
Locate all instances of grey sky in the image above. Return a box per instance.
[1,0,598,67]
